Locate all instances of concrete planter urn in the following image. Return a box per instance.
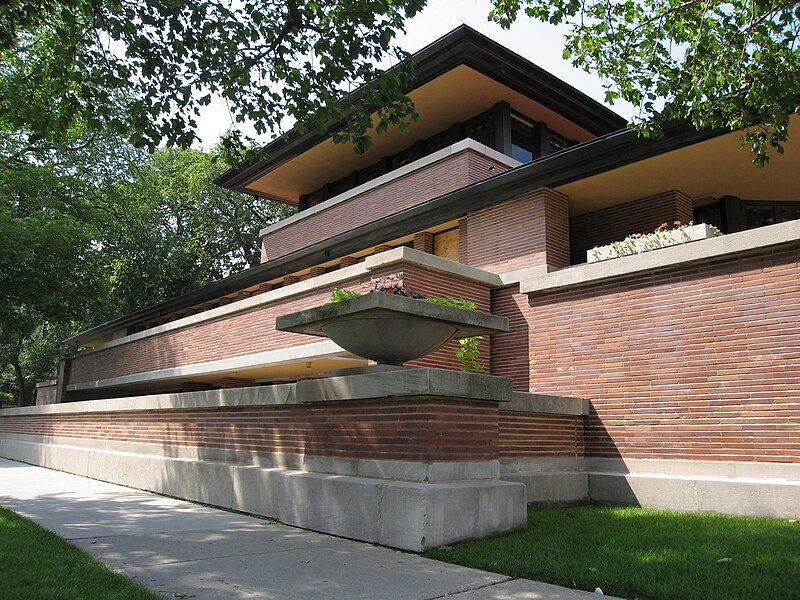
[276,293,508,366]
[587,223,721,263]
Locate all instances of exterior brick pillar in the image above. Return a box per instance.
[258,282,272,294]
[309,266,326,278]
[340,256,359,268]
[283,275,299,286]
[234,291,251,301]
[413,232,434,254]
[374,244,392,254]
[459,188,570,274]
[217,297,232,306]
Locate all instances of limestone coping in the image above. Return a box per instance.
[503,392,589,416]
[520,219,800,295]
[0,368,513,416]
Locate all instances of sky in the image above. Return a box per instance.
[194,0,637,149]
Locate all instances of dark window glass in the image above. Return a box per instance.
[462,112,493,146]
[693,202,724,231]
[511,144,533,163]
[742,202,776,229]
[510,116,535,162]
[548,130,575,153]
[778,203,800,223]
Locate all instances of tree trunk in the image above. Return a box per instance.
[11,351,26,406]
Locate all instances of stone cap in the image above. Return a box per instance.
[297,367,513,404]
[276,293,509,339]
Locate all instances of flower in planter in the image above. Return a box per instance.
[330,275,484,372]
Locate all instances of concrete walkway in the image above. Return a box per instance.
[0,458,616,599]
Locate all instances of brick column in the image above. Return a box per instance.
[340,256,358,268]
[413,232,434,254]
[459,188,570,274]
[309,266,326,278]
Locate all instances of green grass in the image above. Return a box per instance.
[0,506,162,600]
[423,505,800,600]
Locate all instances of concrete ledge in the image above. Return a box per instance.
[1,384,299,416]
[66,341,354,392]
[587,457,800,481]
[0,437,526,551]
[296,368,513,403]
[0,433,305,469]
[520,219,800,294]
[500,456,586,474]
[502,471,588,506]
[503,392,589,415]
[590,471,800,519]
[305,455,500,482]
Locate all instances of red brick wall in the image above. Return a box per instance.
[489,285,529,390]
[403,263,492,372]
[499,411,584,458]
[306,399,498,461]
[262,150,510,262]
[0,398,499,462]
[524,247,800,463]
[570,190,693,265]
[67,266,403,386]
[460,188,570,274]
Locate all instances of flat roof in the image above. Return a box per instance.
[213,25,626,203]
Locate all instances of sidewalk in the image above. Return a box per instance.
[0,458,615,599]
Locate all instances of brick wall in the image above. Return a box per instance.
[0,398,499,463]
[306,399,498,461]
[67,266,404,387]
[499,411,584,458]
[489,285,529,390]
[570,190,693,265]
[523,247,800,464]
[261,149,510,262]
[66,262,495,392]
[460,188,570,274]
[403,263,492,372]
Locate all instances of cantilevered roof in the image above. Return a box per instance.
[73,119,776,344]
[214,24,627,203]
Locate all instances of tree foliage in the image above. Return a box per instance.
[0,0,425,154]
[2,0,798,163]
[491,0,800,165]
[0,133,290,404]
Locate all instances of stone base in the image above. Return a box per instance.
[587,458,800,519]
[0,436,526,551]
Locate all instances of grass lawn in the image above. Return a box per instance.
[0,505,162,600]
[423,505,800,600]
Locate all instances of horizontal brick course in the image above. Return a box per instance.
[262,150,510,262]
[521,247,800,464]
[0,398,501,462]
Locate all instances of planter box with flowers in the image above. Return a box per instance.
[276,275,508,370]
[587,221,723,263]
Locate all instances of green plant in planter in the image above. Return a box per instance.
[330,278,485,372]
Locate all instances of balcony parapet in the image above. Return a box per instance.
[259,139,519,262]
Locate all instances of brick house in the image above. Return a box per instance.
[3,26,798,546]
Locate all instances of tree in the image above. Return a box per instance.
[94,147,294,317]
[0,129,291,402]
[0,133,105,404]
[0,0,425,154]
[490,0,800,166]
[1,1,797,163]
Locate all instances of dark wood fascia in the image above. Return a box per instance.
[68,120,725,347]
[214,25,625,196]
